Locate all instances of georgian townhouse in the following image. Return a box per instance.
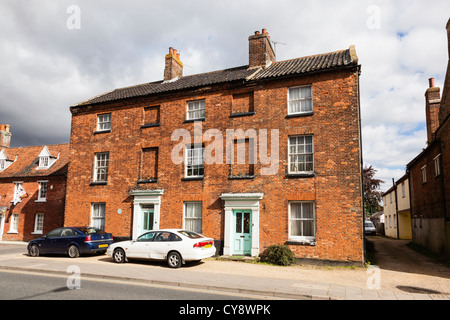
[0,125,69,241]
[65,29,364,263]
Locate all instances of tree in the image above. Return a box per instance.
[363,165,384,216]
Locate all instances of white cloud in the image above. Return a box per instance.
[0,0,449,191]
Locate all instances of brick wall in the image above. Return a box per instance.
[0,176,66,241]
[65,67,363,262]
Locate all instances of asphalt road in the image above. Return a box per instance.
[0,269,253,300]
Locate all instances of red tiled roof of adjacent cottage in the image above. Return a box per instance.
[0,143,69,179]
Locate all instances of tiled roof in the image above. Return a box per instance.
[252,49,354,80]
[0,143,69,179]
[73,46,358,107]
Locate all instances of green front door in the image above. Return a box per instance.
[142,205,154,233]
[232,210,252,255]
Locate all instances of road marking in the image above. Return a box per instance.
[0,269,286,300]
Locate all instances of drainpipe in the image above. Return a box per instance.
[356,65,365,263]
[406,169,414,238]
[393,178,400,239]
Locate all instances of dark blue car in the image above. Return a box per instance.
[28,227,113,258]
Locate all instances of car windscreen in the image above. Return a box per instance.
[365,222,374,227]
[177,230,204,239]
[77,227,105,235]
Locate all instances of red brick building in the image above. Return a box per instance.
[0,125,69,241]
[65,29,363,263]
[407,19,450,258]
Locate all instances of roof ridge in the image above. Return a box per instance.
[272,48,349,65]
[4,143,69,152]
[73,47,356,107]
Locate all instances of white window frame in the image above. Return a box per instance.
[421,165,427,183]
[12,181,25,205]
[288,201,315,242]
[434,154,441,177]
[39,156,50,168]
[93,152,109,182]
[184,202,202,234]
[33,213,44,234]
[8,213,19,233]
[185,145,204,178]
[91,203,106,230]
[288,85,313,115]
[186,100,205,120]
[288,135,314,174]
[36,180,48,202]
[97,113,111,132]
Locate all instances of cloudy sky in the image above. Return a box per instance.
[1,0,449,191]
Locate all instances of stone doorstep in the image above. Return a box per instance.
[216,255,259,263]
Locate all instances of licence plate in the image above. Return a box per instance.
[204,244,212,248]
[98,244,109,248]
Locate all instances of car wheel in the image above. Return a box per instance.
[68,245,80,258]
[29,244,40,257]
[113,248,126,263]
[167,251,182,268]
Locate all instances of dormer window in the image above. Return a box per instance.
[39,156,50,168]
[0,150,14,172]
[37,146,57,170]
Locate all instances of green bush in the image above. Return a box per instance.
[264,245,296,266]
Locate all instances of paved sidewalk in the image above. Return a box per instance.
[0,241,449,300]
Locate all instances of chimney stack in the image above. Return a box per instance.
[164,47,183,82]
[439,18,450,124]
[425,78,441,142]
[447,18,450,59]
[248,28,276,68]
[0,124,11,149]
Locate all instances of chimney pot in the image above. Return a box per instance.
[169,47,174,54]
[255,31,260,35]
[429,78,435,88]
[262,28,267,34]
